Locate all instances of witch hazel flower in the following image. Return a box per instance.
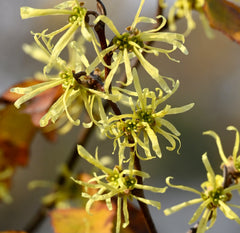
[167,0,205,35]
[88,0,188,92]
[20,0,94,73]
[167,0,213,37]
[71,145,167,233]
[164,153,240,233]
[102,69,194,159]
[10,40,120,129]
[203,126,240,184]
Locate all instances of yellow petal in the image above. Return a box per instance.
[166,177,201,195]
[20,7,72,19]
[94,15,120,37]
[227,126,240,163]
[164,198,202,216]
[202,130,229,165]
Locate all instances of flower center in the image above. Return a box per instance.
[113,30,144,52]
[137,110,155,127]
[202,187,232,209]
[107,172,119,184]
[123,120,138,135]
[124,176,137,190]
[60,71,78,89]
[68,6,87,25]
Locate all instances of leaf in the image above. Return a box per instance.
[203,0,240,44]
[0,104,37,203]
[50,202,116,233]
[0,105,37,166]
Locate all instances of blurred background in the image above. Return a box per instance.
[1,0,240,232]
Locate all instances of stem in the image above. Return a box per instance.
[93,4,122,116]
[132,153,159,233]
[23,206,49,233]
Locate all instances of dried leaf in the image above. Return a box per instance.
[50,202,116,233]
[203,0,240,44]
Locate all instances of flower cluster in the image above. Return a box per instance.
[11,0,201,232]
[102,69,194,159]
[164,153,240,233]
[10,41,119,130]
[11,0,191,133]
[72,145,167,233]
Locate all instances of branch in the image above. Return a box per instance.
[132,152,159,233]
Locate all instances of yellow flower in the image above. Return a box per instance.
[102,69,194,159]
[72,145,167,233]
[164,153,240,233]
[167,0,206,36]
[89,0,188,92]
[203,126,240,183]
[11,40,119,129]
[28,165,82,208]
[21,0,93,73]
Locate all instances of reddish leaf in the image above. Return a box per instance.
[0,104,37,202]
[203,0,240,44]
[50,202,116,233]
[0,105,36,166]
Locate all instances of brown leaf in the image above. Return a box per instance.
[50,202,116,233]
[203,0,240,44]
[0,104,37,202]
[0,105,36,166]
